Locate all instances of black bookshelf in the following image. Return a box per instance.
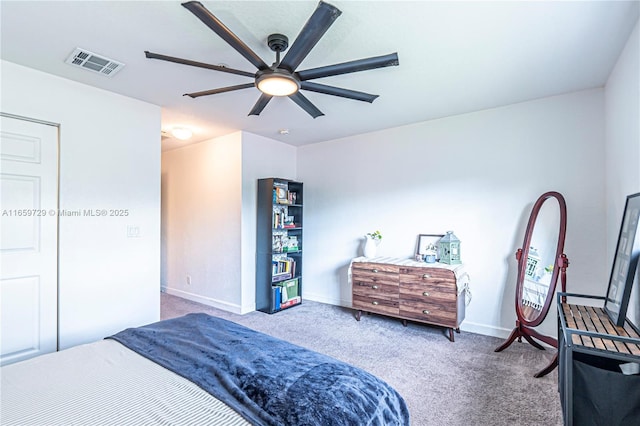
[256,178,303,313]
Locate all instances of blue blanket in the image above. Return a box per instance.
[108,313,409,426]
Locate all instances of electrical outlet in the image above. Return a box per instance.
[186,275,192,285]
[127,225,140,238]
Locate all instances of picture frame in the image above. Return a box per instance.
[604,192,640,327]
[416,234,444,257]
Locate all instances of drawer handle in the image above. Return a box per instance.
[372,269,379,273]
[372,285,379,289]
[422,291,430,297]
[422,274,431,279]
[422,309,430,314]
[372,301,379,306]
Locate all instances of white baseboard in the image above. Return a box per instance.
[162,286,243,314]
[303,292,348,307]
[459,321,513,339]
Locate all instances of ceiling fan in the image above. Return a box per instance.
[145,1,399,118]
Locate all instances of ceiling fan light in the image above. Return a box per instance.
[256,72,300,97]
[171,127,193,140]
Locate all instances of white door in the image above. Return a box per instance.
[0,115,58,366]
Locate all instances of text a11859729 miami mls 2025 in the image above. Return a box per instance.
[1,208,130,217]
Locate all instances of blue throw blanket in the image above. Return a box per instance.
[108,313,409,426]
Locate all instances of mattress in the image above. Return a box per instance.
[0,339,250,426]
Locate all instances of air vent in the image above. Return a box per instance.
[65,48,124,77]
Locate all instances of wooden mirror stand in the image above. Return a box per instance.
[495,191,569,378]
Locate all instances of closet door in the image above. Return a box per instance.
[1,115,58,366]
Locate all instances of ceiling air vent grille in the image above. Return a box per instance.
[65,48,124,77]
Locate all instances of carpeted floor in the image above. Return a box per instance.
[161,293,563,426]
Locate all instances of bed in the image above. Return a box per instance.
[1,313,410,425]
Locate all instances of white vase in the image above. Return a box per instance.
[363,236,378,258]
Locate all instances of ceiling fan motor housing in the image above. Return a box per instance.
[267,33,289,53]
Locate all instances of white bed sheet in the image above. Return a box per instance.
[0,339,250,426]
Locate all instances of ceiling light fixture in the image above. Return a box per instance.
[171,127,193,140]
[256,69,300,97]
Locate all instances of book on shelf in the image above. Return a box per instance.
[274,277,299,306]
[285,236,298,251]
[273,206,285,228]
[272,272,292,283]
[278,278,299,300]
[280,296,301,309]
[272,257,296,278]
[272,234,283,252]
[271,286,282,311]
[273,206,297,229]
[273,183,299,205]
[273,234,298,253]
[289,191,297,204]
[274,183,289,204]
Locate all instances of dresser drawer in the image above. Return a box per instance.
[399,283,456,303]
[353,294,400,316]
[352,263,399,280]
[399,267,457,292]
[354,262,400,274]
[352,274,398,288]
[353,282,399,299]
[399,299,458,327]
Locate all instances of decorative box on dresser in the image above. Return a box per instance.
[350,257,470,342]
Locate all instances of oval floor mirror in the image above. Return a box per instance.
[495,191,569,378]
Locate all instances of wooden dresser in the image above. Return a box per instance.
[350,257,469,341]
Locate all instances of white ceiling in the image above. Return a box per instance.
[2,1,638,150]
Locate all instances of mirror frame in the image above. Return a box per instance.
[515,191,567,327]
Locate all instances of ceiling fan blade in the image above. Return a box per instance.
[182,1,269,71]
[300,81,378,103]
[248,94,273,116]
[145,51,255,78]
[278,1,342,73]
[184,83,255,98]
[296,53,399,81]
[289,92,324,118]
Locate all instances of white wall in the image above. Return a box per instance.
[161,131,295,314]
[297,89,606,338]
[605,19,640,326]
[1,60,161,349]
[161,132,243,311]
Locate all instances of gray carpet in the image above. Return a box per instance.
[161,293,563,426]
